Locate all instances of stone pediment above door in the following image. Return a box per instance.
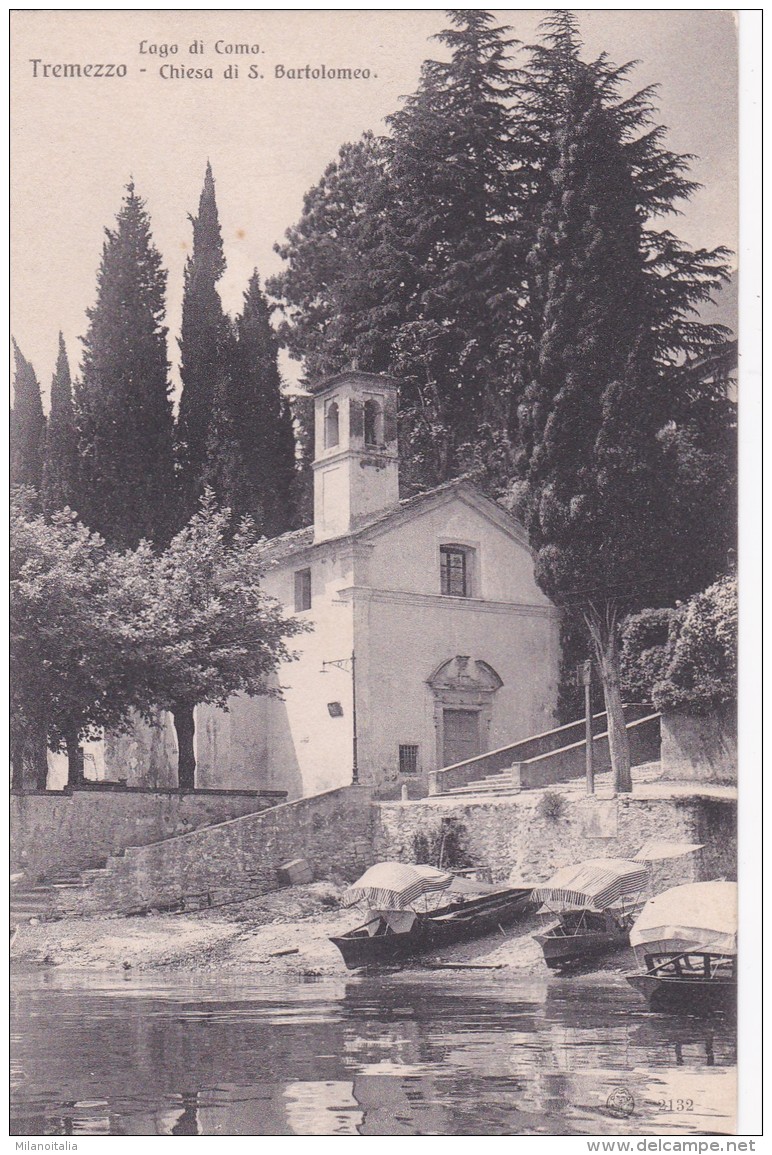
[428,657,503,769]
[427,656,503,696]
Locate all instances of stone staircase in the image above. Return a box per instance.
[444,768,521,796]
[11,785,373,921]
[435,707,661,797]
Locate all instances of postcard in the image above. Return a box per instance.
[10,9,756,1145]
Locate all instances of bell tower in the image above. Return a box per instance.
[310,370,400,543]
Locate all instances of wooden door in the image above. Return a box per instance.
[442,709,480,767]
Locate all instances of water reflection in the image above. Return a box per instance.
[11,972,735,1136]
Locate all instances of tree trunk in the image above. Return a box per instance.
[172,703,197,790]
[586,607,633,794]
[64,725,84,788]
[11,729,49,791]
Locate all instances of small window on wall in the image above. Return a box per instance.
[294,567,312,612]
[325,400,339,449]
[440,545,470,597]
[399,744,419,775]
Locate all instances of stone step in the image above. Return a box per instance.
[445,783,522,796]
[10,896,57,913]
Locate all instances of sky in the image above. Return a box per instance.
[10,10,738,404]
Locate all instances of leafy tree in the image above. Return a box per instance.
[512,15,733,791]
[10,490,156,789]
[10,339,45,493]
[10,489,305,791]
[206,272,297,537]
[41,333,79,517]
[176,162,231,521]
[75,181,176,549]
[137,491,306,788]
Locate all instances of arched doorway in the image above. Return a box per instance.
[427,656,503,769]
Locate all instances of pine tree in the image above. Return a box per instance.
[383,10,526,484]
[513,15,733,791]
[268,133,391,381]
[206,274,297,536]
[270,12,527,490]
[10,338,45,492]
[176,162,230,521]
[75,182,175,549]
[41,333,79,516]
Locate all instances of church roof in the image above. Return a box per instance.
[257,477,531,565]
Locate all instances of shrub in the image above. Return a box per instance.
[537,791,566,820]
[620,607,680,703]
[410,818,474,869]
[619,575,737,717]
[653,575,737,715]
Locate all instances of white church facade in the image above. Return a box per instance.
[192,370,562,799]
[58,370,561,798]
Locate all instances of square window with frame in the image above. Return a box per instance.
[399,744,419,775]
[440,545,470,597]
[294,567,312,612]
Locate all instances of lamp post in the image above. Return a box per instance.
[578,659,594,794]
[321,652,359,784]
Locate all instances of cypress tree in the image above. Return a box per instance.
[206,272,297,537]
[10,338,45,492]
[42,333,79,516]
[75,181,175,549]
[514,15,733,790]
[176,162,230,521]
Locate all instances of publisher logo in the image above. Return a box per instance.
[606,1086,636,1118]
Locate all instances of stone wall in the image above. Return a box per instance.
[48,786,375,915]
[11,787,286,884]
[515,713,661,790]
[373,791,736,893]
[660,707,737,784]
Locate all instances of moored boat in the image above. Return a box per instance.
[626,950,736,1013]
[534,906,637,970]
[329,860,533,969]
[531,858,648,971]
[626,881,737,1015]
[331,886,533,969]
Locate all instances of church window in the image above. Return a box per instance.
[399,744,419,775]
[363,398,382,447]
[440,545,470,597]
[294,567,312,611]
[324,400,339,448]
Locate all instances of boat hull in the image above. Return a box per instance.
[626,973,736,1015]
[331,888,533,970]
[535,926,629,969]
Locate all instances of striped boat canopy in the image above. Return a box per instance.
[343,862,453,910]
[531,858,649,911]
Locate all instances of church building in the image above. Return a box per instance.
[189,370,562,799]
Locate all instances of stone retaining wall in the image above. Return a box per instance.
[50,786,375,915]
[11,787,285,883]
[660,708,737,784]
[374,791,736,893]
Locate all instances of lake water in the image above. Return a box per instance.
[11,970,735,1136]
